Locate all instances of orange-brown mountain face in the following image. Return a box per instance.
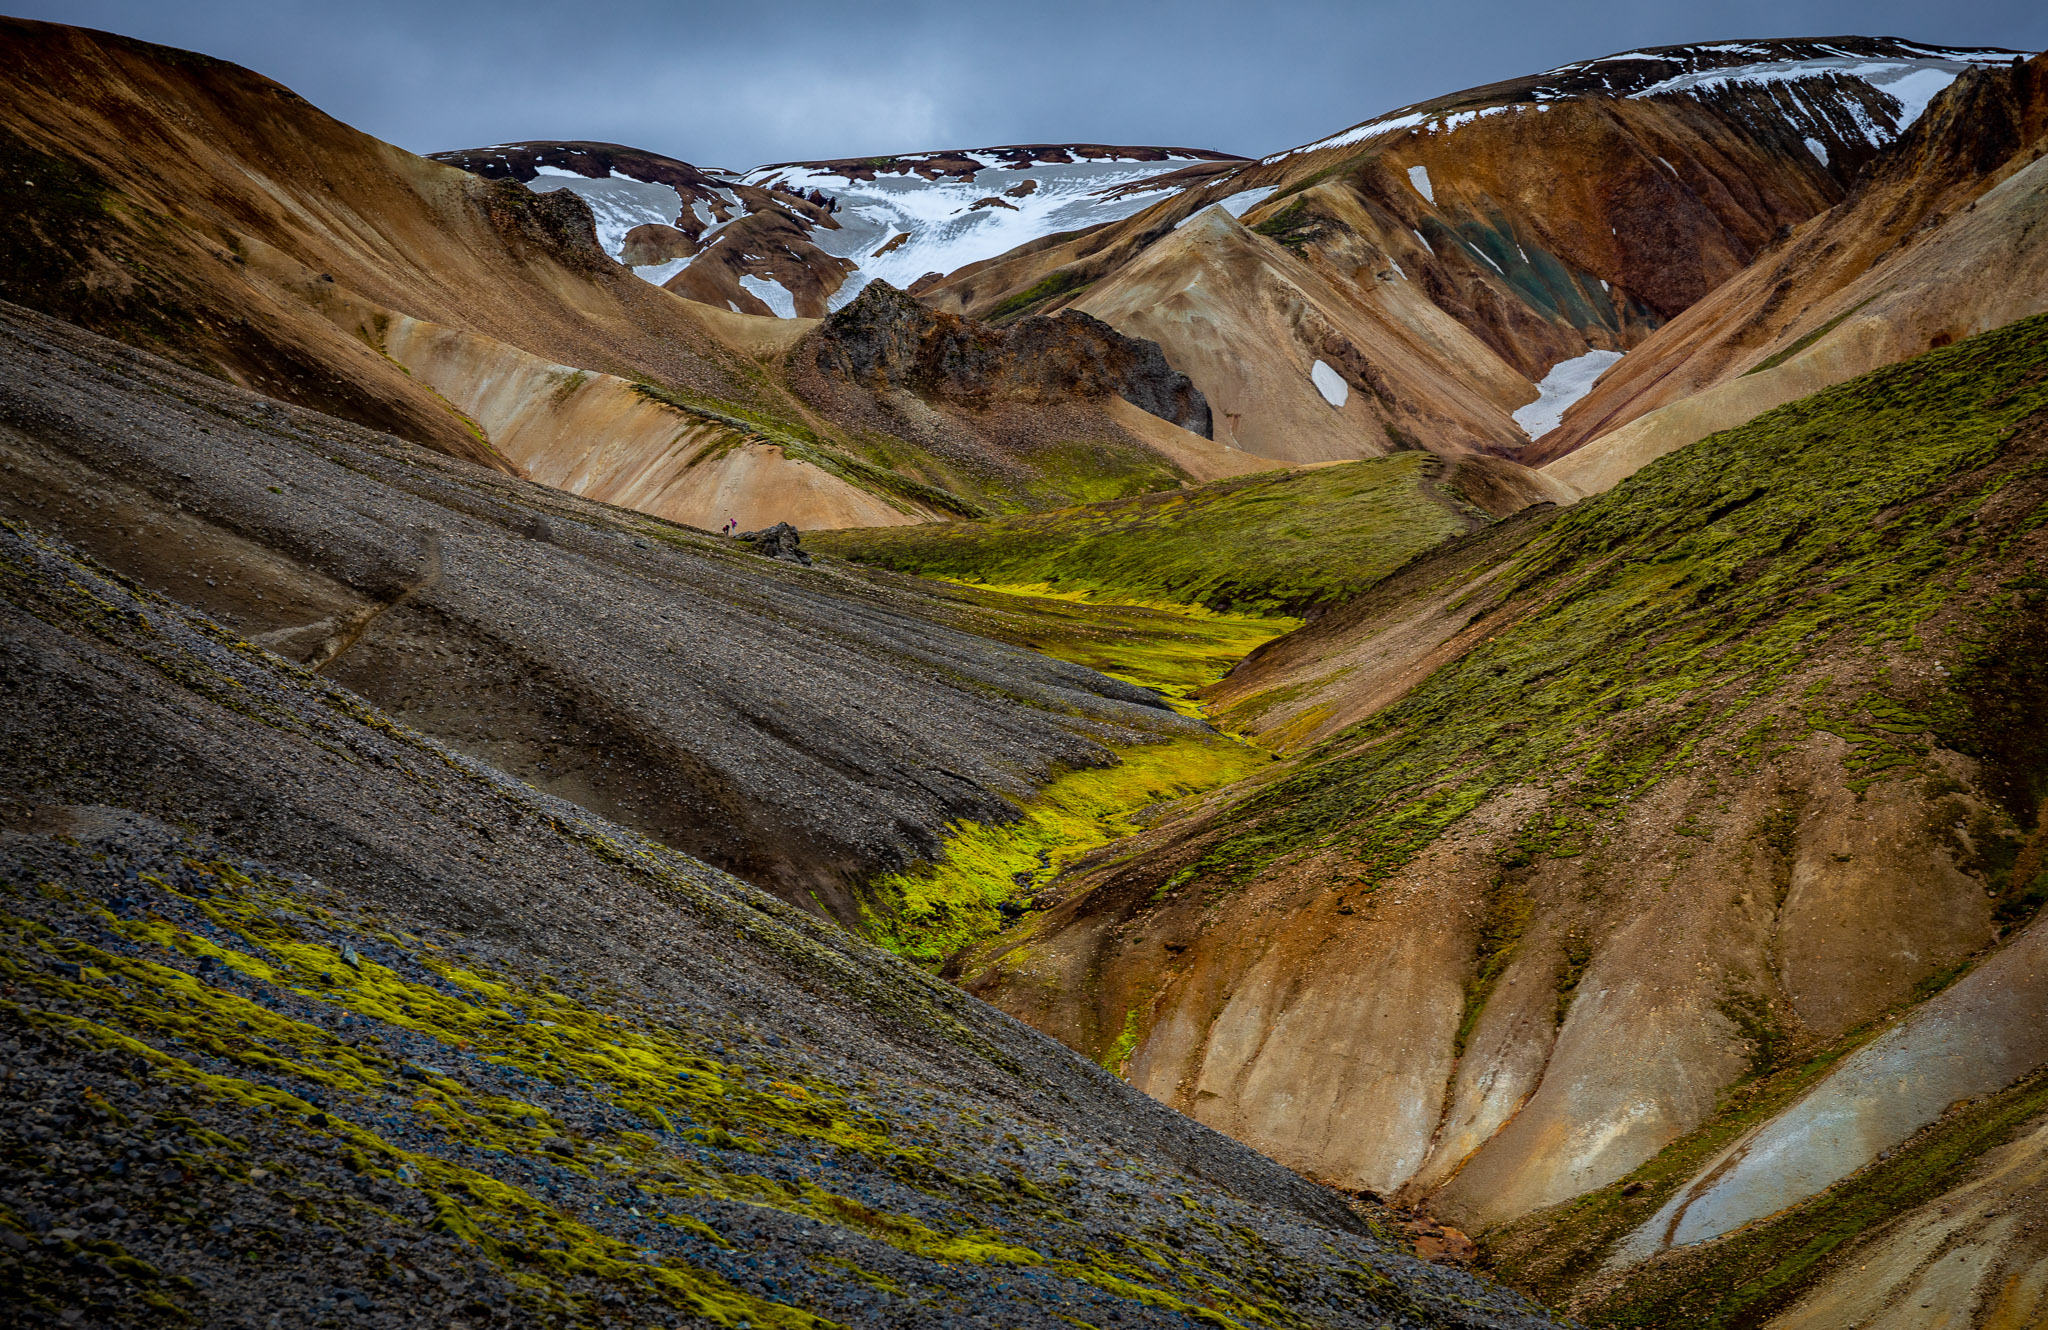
[0,20,782,471]
[0,22,1243,528]
[956,313,2048,1317]
[1536,51,2048,494]
[920,38,2018,464]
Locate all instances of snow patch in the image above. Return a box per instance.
[1310,360,1349,408]
[1513,349,1625,437]
[826,273,873,313]
[1803,137,1830,165]
[738,150,1205,294]
[1407,164,1435,203]
[521,172,687,285]
[738,275,797,319]
[1880,66,1968,129]
[531,164,596,179]
[1412,228,1434,254]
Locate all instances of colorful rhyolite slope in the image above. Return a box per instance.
[915,37,2021,465]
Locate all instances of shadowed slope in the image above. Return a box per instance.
[0,521,1566,1329]
[0,299,1212,930]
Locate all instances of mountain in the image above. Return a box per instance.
[0,406,1562,1327]
[951,310,2048,1324]
[1533,50,2048,493]
[917,37,2017,463]
[0,19,1258,529]
[432,139,1247,319]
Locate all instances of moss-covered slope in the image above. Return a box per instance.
[0,518,1565,1329]
[959,314,2048,1321]
[813,452,1558,617]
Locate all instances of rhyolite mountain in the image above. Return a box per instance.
[5,12,2048,1330]
[0,18,1251,532]
[430,139,1249,319]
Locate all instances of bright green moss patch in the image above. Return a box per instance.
[1189,312,2048,890]
[812,452,1487,617]
[941,580,1297,713]
[867,736,1269,963]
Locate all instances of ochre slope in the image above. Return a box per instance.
[955,316,2048,1309]
[1539,50,2048,492]
[0,20,1241,527]
[0,17,765,467]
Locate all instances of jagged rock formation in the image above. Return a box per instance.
[954,314,2048,1326]
[736,521,813,565]
[0,524,1565,1329]
[0,299,1207,928]
[808,282,1212,436]
[918,38,2016,463]
[1535,50,2048,493]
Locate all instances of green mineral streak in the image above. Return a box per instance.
[811,451,1485,617]
[868,736,1269,963]
[1192,313,2048,889]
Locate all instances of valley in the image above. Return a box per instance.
[3,12,2046,1330]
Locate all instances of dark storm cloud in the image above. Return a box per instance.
[15,0,2048,166]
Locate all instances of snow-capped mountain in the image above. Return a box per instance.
[1265,36,2016,172]
[432,139,1243,318]
[740,145,1244,303]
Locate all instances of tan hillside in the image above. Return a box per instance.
[0,19,1250,528]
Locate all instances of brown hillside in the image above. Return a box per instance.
[1538,50,2048,492]
[920,38,2013,465]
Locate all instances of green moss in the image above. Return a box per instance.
[1099,1008,1144,1076]
[1252,201,1338,251]
[1742,297,1876,377]
[813,452,1483,617]
[987,270,1093,322]
[631,382,988,519]
[925,579,1297,714]
[867,736,1268,962]
[1184,313,2048,891]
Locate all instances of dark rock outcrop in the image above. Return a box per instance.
[811,281,1212,437]
[736,520,812,565]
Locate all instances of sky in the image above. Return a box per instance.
[15,1,2048,168]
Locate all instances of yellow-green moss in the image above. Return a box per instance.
[867,736,1268,962]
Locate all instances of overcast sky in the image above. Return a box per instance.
[16,1,2047,167]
